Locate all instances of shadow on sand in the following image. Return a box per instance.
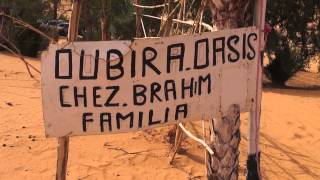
[263,82,320,98]
[242,132,320,180]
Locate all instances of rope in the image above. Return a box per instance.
[140,18,147,38]
[132,2,167,9]
[137,13,216,32]
[201,118,208,174]
[178,123,214,155]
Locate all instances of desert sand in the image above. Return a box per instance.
[0,52,319,180]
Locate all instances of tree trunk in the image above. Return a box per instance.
[208,0,254,29]
[206,105,240,180]
[100,0,109,40]
[206,0,254,179]
[158,0,174,37]
[100,17,109,40]
[53,0,59,20]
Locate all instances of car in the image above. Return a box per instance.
[57,22,69,36]
[40,20,69,36]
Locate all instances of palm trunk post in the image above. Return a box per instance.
[206,0,260,179]
[206,105,241,180]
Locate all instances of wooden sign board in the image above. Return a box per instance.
[41,27,259,137]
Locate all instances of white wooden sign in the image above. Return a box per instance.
[41,27,259,137]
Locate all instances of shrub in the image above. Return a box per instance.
[265,48,303,85]
[265,30,305,85]
[13,28,49,57]
[0,0,51,57]
[265,0,320,85]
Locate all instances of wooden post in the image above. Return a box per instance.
[67,0,82,42]
[247,0,266,179]
[56,137,69,180]
[206,0,256,179]
[56,1,82,180]
[135,0,143,38]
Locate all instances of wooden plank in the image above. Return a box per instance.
[56,1,82,180]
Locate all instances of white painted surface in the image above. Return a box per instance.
[41,27,259,137]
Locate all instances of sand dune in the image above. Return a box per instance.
[0,52,319,180]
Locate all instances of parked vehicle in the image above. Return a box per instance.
[40,20,69,36]
[57,22,69,36]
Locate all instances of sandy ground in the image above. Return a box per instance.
[0,52,320,180]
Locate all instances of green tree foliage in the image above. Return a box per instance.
[78,0,211,39]
[0,0,51,25]
[0,0,52,57]
[79,0,136,40]
[265,0,320,85]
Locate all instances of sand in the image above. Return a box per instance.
[0,52,319,180]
